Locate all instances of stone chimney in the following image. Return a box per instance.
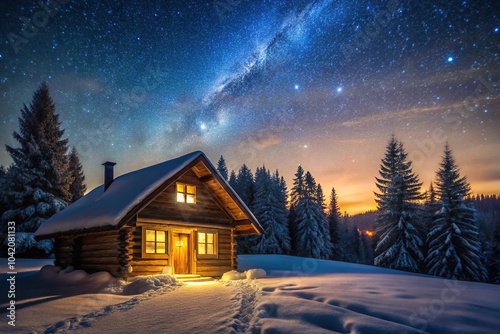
[102,161,116,191]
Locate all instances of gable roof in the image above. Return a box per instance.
[35,151,262,238]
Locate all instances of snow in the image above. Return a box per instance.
[35,151,204,236]
[245,268,266,279]
[222,270,247,281]
[239,255,500,334]
[221,269,267,281]
[1,256,499,333]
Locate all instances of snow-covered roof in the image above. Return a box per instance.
[35,151,260,237]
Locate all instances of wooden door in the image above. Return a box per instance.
[173,233,190,274]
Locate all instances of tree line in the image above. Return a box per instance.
[0,83,86,257]
[216,156,374,265]
[218,134,499,284]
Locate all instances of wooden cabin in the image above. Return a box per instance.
[35,151,262,279]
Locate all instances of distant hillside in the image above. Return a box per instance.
[349,210,377,231]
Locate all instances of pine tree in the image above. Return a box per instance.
[289,165,305,254]
[235,164,254,210]
[253,167,291,254]
[68,146,86,202]
[486,219,500,283]
[228,170,237,189]
[290,165,305,207]
[328,187,344,260]
[374,136,424,272]
[340,213,357,262]
[316,184,326,215]
[234,164,255,253]
[294,171,332,259]
[425,144,488,282]
[217,155,229,181]
[422,182,437,264]
[1,83,70,256]
[0,166,9,231]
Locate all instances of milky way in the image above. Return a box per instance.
[0,0,499,213]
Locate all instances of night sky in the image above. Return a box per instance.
[1,0,499,214]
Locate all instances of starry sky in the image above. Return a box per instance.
[0,0,499,214]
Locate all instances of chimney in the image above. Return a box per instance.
[102,161,116,191]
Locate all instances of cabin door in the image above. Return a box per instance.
[173,233,190,274]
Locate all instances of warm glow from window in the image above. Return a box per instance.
[198,232,216,255]
[145,229,167,254]
[176,183,196,203]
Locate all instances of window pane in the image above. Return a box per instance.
[146,230,155,241]
[146,242,155,253]
[186,194,195,203]
[207,244,214,255]
[207,233,213,244]
[198,244,206,254]
[177,193,185,202]
[156,231,165,242]
[156,242,166,254]
[176,183,184,192]
[186,185,196,194]
[198,232,206,243]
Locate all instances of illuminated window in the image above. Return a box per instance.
[176,183,196,204]
[197,231,217,257]
[145,229,167,254]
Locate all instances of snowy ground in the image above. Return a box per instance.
[1,256,500,333]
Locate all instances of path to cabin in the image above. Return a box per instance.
[74,281,254,334]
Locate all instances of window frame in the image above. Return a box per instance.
[176,182,196,204]
[141,226,169,259]
[196,229,218,259]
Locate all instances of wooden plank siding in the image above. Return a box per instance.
[138,170,232,226]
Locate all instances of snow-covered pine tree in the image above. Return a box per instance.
[235,164,254,210]
[253,166,291,254]
[27,83,72,202]
[374,136,424,272]
[295,171,332,259]
[328,187,344,260]
[316,184,327,215]
[68,146,86,202]
[425,144,488,282]
[216,155,229,181]
[289,165,305,255]
[234,164,255,253]
[1,83,70,256]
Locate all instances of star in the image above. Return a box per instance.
[294,84,300,90]
[200,123,207,131]
[337,86,343,93]
[447,56,454,63]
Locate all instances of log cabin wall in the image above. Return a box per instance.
[54,237,74,268]
[76,231,122,277]
[139,169,232,226]
[127,225,169,278]
[196,228,233,277]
